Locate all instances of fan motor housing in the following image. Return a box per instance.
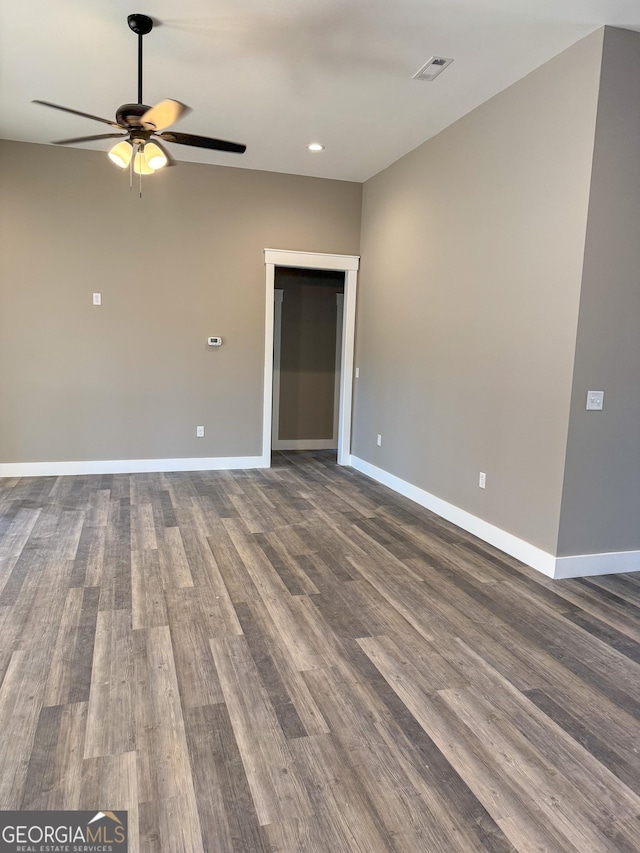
[116,103,152,128]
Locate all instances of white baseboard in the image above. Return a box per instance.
[349,455,638,580]
[273,439,338,451]
[554,550,640,579]
[0,455,269,478]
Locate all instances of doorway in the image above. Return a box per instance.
[262,249,359,466]
[272,268,344,451]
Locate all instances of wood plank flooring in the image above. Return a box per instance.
[1,450,639,851]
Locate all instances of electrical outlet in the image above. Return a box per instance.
[355,367,360,378]
[586,391,604,411]
[376,434,382,446]
[479,472,486,489]
[196,426,205,437]
[92,293,102,306]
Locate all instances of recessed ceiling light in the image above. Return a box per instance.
[308,143,325,152]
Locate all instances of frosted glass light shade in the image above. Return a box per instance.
[133,150,154,175]
[144,141,168,170]
[108,140,133,168]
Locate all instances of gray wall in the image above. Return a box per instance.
[353,31,604,554]
[0,140,361,463]
[276,269,344,442]
[557,27,640,556]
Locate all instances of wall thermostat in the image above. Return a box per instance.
[207,336,222,347]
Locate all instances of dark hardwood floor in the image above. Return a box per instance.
[0,450,639,852]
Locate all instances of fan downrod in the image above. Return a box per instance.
[127,14,153,35]
[127,14,154,104]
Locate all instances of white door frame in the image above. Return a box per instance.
[332,292,345,446]
[271,289,285,449]
[262,249,359,466]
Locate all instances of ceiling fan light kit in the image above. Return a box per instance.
[33,12,247,195]
[133,150,154,175]
[143,141,168,170]
[108,140,133,168]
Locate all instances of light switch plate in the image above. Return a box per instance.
[586,391,604,411]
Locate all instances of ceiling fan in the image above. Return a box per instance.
[33,13,246,180]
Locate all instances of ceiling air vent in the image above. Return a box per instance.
[413,56,454,82]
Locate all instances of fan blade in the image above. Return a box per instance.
[52,132,128,145]
[33,100,123,129]
[141,99,189,131]
[159,130,246,154]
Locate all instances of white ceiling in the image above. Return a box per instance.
[1,1,639,182]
